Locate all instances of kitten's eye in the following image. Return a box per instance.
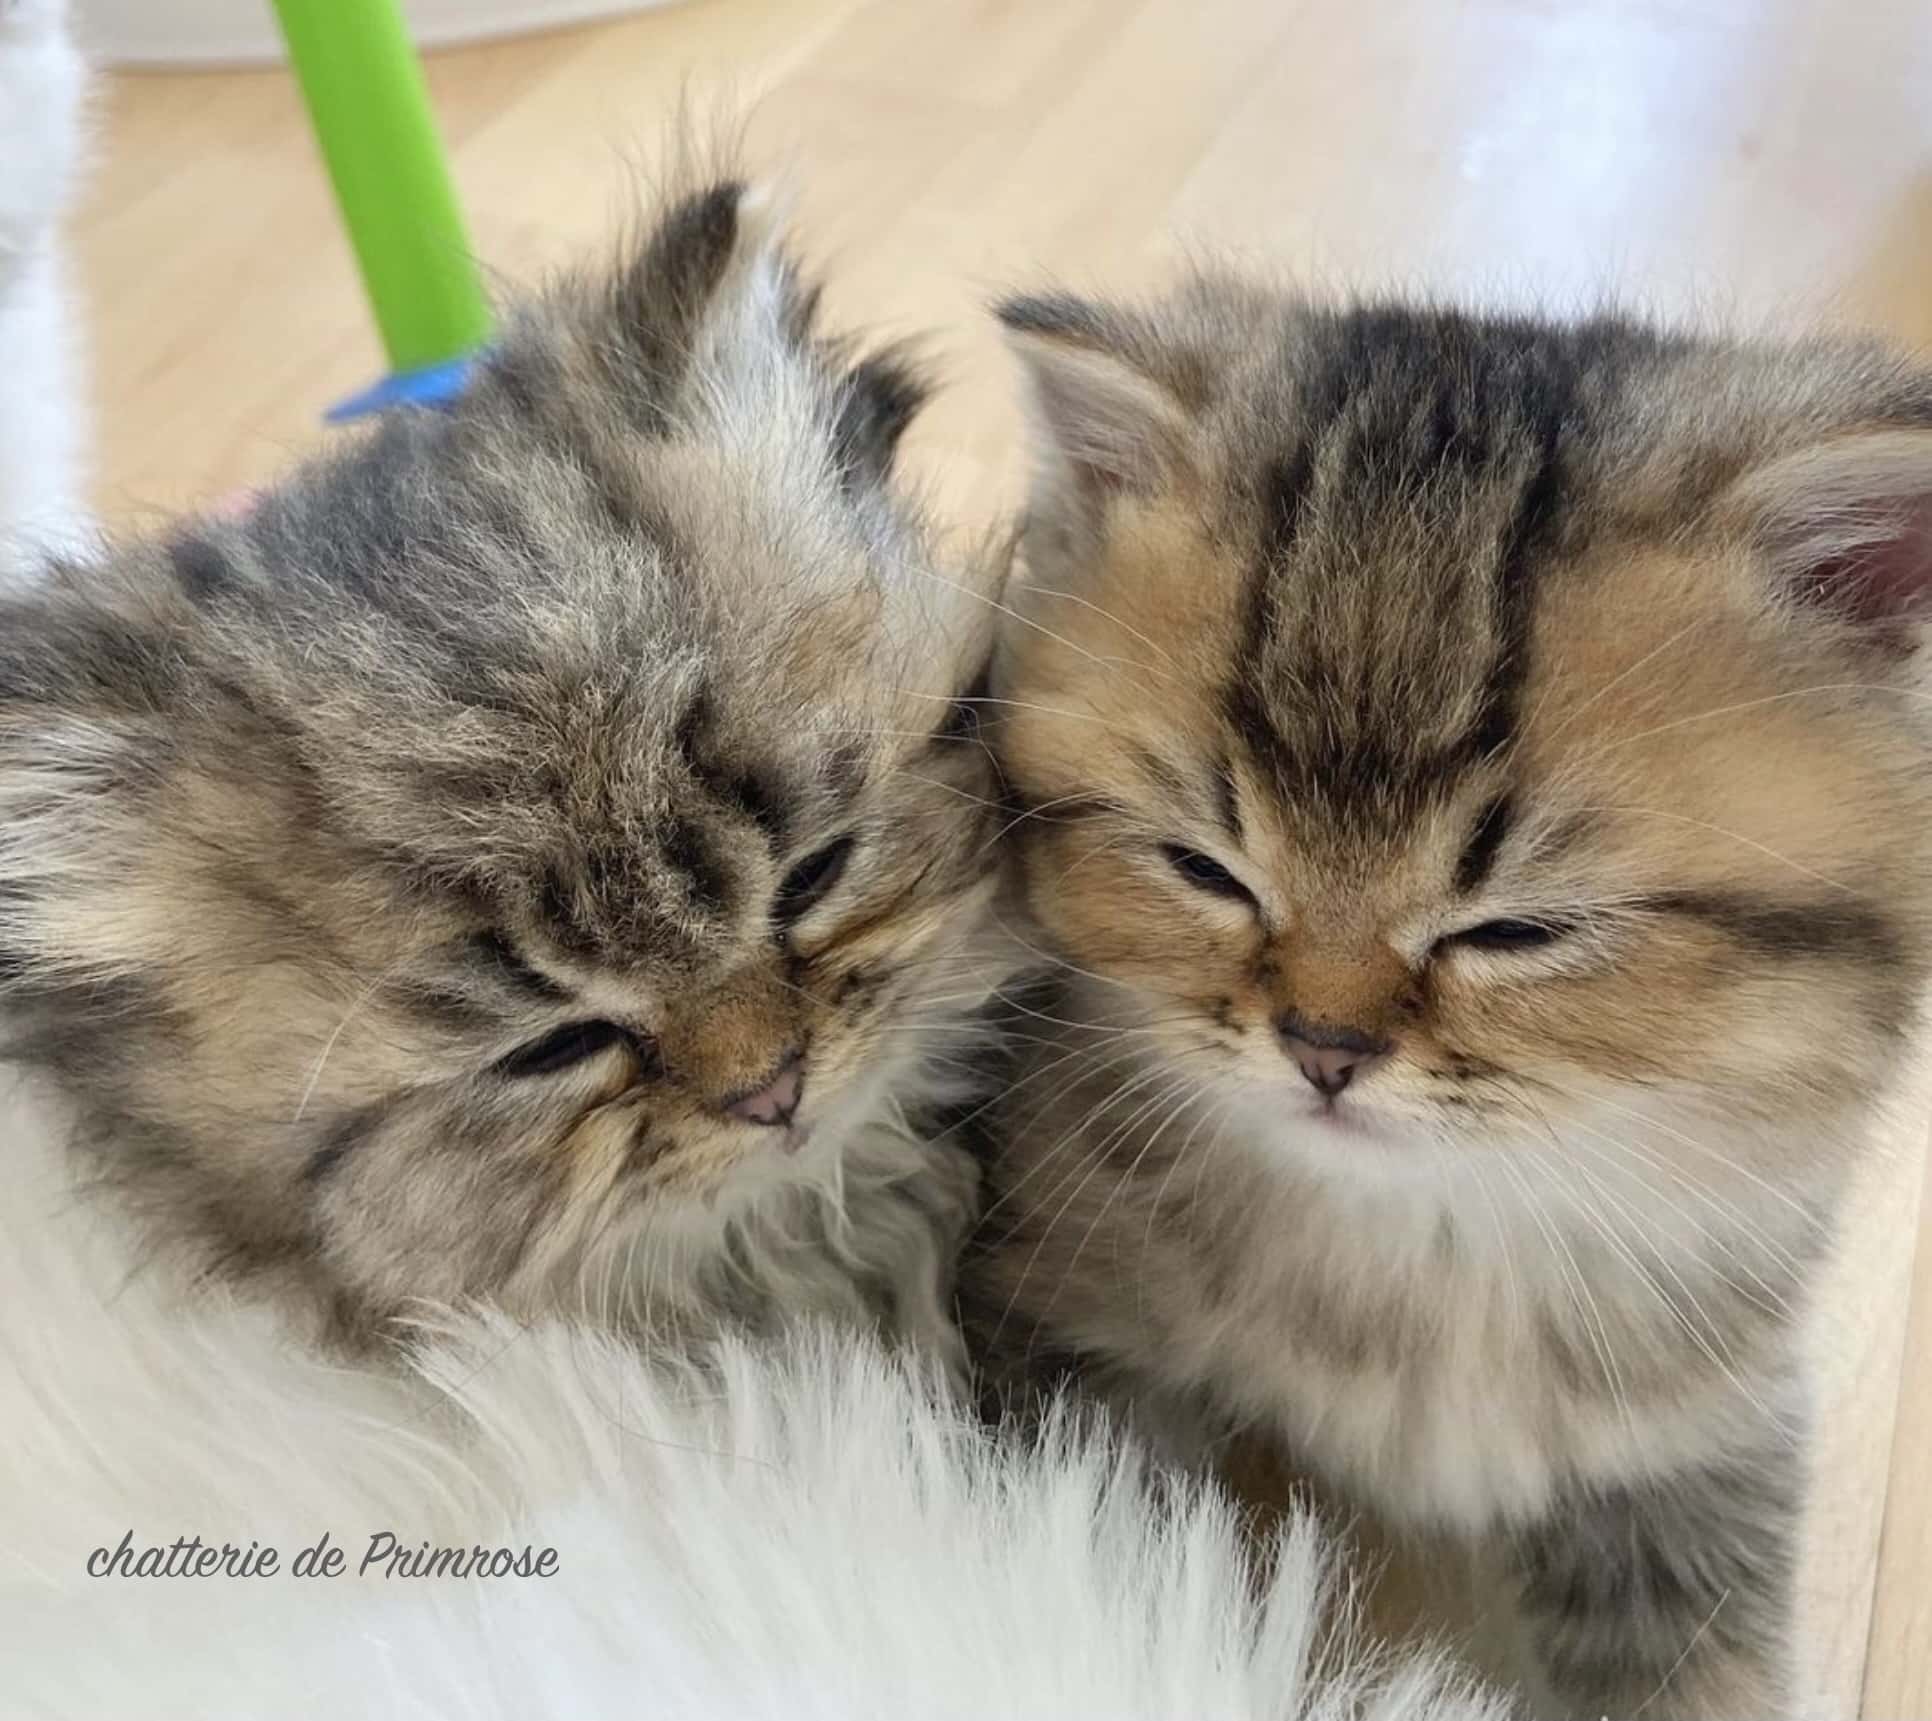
[935,660,992,745]
[1160,843,1259,908]
[1445,918,1569,952]
[938,695,982,744]
[773,834,855,928]
[494,1020,643,1079]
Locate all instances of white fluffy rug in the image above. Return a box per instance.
[0,1071,1501,1720]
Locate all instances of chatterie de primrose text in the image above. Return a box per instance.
[85,1529,559,1580]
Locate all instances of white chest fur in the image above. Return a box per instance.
[1079,1099,1825,1532]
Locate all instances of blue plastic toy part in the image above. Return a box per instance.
[323,355,478,424]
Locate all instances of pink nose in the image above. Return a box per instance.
[1275,1012,1391,1098]
[724,1049,805,1128]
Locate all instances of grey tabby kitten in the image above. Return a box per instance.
[965,277,1932,1717]
[0,180,1010,1357]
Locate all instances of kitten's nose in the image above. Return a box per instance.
[723,1048,805,1128]
[1275,1012,1390,1097]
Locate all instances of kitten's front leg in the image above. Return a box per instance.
[1502,1433,1799,1720]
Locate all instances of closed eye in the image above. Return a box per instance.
[1160,843,1260,910]
[1440,917,1573,953]
[493,1020,656,1079]
[773,834,856,929]
[933,657,993,747]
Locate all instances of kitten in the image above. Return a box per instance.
[0,177,1010,1360]
[965,278,1932,1717]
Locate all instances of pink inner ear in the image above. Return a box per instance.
[1799,494,1932,628]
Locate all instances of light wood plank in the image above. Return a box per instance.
[1864,1145,1932,1718]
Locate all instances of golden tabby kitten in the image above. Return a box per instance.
[0,180,1011,1357]
[965,279,1932,1718]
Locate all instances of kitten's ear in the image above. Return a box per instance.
[1723,429,1932,644]
[608,180,814,393]
[618,180,744,323]
[831,349,929,491]
[613,180,756,349]
[997,292,1193,519]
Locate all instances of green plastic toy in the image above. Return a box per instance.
[269,0,492,419]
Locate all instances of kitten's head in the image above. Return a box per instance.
[995,280,1932,1183]
[0,182,1006,1334]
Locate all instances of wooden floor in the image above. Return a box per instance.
[72,1,1932,1711]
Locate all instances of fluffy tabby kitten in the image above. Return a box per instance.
[0,180,1009,1357]
[966,279,1932,1717]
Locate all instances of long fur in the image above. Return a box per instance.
[0,1070,1498,1721]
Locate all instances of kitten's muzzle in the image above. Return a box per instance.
[1274,1012,1392,1097]
[721,1047,806,1128]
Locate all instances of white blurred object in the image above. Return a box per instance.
[73,0,681,65]
[0,0,88,575]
